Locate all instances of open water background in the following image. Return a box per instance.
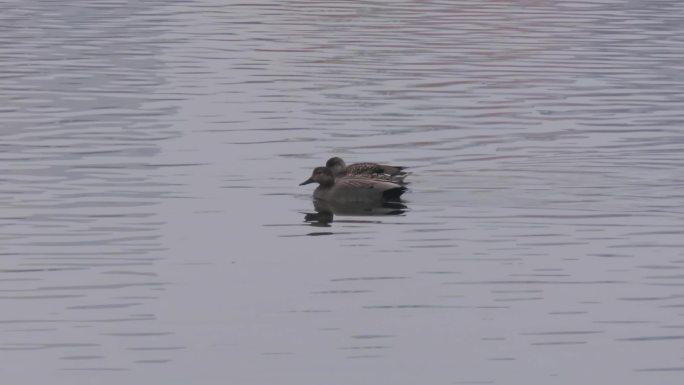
[1,1,684,384]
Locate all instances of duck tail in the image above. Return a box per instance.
[382,186,407,201]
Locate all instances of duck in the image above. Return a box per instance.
[325,157,408,184]
[300,167,406,203]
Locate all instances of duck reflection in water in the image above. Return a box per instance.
[304,199,407,225]
[300,166,408,225]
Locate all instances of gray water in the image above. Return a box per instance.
[2,0,684,384]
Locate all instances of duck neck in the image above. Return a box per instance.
[319,175,335,188]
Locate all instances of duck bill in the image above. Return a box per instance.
[299,177,315,186]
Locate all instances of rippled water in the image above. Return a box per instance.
[2,0,684,384]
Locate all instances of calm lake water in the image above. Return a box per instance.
[2,1,684,384]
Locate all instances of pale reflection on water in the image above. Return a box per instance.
[2,0,684,384]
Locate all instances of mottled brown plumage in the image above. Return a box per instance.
[325,157,407,184]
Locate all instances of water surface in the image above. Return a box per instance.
[1,1,684,384]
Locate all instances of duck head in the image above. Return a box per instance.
[325,157,346,175]
[300,166,335,187]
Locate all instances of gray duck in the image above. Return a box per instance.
[300,167,406,203]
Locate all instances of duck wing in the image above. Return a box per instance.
[335,178,406,202]
[338,172,408,185]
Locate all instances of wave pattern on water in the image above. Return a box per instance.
[0,0,187,374]
[2,0,684,384]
